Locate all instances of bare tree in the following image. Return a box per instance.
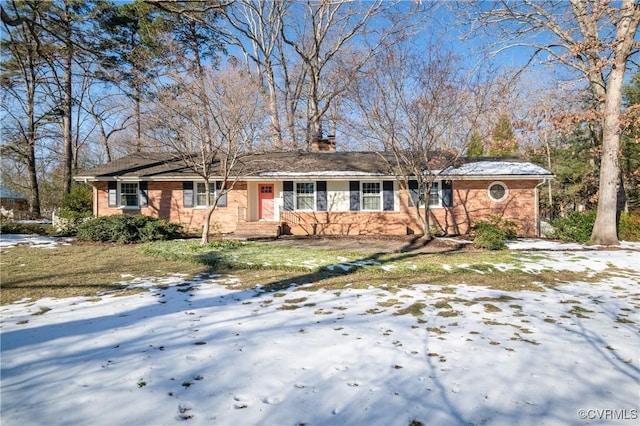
[147,65,267,244]
[222,0,430,150]
[1,2,49,217]
[461,0,640,245]
[223,1,289,148]
[348,47,494,239]
[83,88,134,163]
[279,0,430,149]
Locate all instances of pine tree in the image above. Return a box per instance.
[466,130,484,157]
[488,113,518,157]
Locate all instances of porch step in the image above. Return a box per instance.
[234,221,280,237]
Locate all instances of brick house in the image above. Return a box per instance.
[75,147,553,238]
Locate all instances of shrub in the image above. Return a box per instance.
[60,184,92,215]
[472,216,518,250]
[55,185,93,235]
[0,222,51,235]
[76,214,184,243]
[619,212,640,241]
[550,210,596,243]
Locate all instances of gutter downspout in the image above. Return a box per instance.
[535,179,548,237]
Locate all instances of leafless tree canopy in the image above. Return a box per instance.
[459,0,640,244]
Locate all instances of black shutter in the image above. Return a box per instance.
[216,181,227,208]
[349,181,360,211]
[108,181,117,207]
[283,181,294,211]
[139,181,148,208]
[316,181,327,211]
[408,180,419,207]
[442,180,453,207]
[183,181,194,208]
[383,181,394,211]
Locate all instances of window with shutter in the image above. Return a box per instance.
[296,182,315,210]
[120,183,139,208]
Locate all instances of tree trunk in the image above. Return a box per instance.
[590,65,626,245]
[135,77,142,152]
[62,1,73,194]
[201,205,215,245]
[26,65,41,217]
[26,151,40,218]
[264,64,283,149]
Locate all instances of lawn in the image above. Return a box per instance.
[1,236,639,425]
[1,238,618,304]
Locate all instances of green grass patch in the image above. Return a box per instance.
[483,303,502,313]
[2,238,629,305]
[394,302,426,317]
[1,243,208,305]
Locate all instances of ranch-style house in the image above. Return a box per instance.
[75,142,553,238]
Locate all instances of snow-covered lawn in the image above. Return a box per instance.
[1,237,639,425]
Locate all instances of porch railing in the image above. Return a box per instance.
[279,208,300,224]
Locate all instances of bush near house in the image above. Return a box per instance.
[550,210,640,243]
[0,222,51,235]
[472,216,518,250]
[76,214,185,244]
[619,212,640,241]
[550,210,596,243]
[54,185,93,235]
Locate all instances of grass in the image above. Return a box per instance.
[1,238,632,305]
[1,243,208,304]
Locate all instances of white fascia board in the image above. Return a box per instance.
[444,174,553,180]
[250,172,387,180]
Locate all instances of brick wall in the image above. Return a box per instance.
[93,178,539,237]
[93,181,248,234]
[283,179,539,237]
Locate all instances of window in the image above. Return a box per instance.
[409,181,442,208]
[362,182,381,210]
[120,183,139,207]
[428,181,440,207]
[296,182,314,210]
[488,181,508,202]
[196,182,215,206]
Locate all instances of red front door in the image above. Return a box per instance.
[258,184,274,220]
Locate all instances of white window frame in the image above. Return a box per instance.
[428,181,441,208]
[120,182,139,208]
[195,182,216,207]
[488,181,508,202]
[361,181,382,211]
[414,181,442,208]
[295,182,315,211]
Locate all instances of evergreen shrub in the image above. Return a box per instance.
[56,185,94,235]
[76,214,184,243]
[472,216,517,250]
[619,212,640,241]
[0,222,50,235]
[550,210,596,243]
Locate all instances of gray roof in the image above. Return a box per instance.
[443,160,553,178]
[0,187,27,200]
[75,152,552,180]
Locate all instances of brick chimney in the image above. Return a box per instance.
[311,136,336,152]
